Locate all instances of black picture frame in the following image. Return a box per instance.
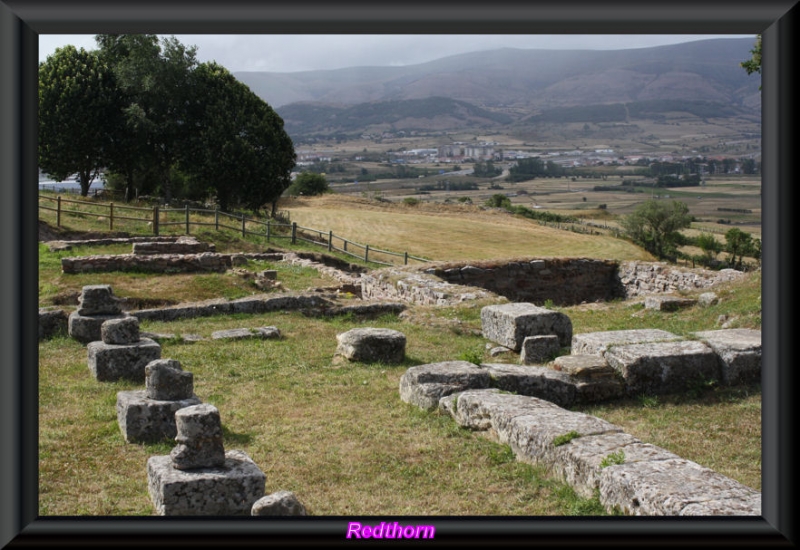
[2,1,795,546]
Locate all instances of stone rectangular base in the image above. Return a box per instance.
[68,312,129,344]
[147,450,266,516]
[87,338,161,382]
[481,303,572,351]
[116,390,202,443]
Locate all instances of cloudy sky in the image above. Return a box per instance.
[38,34,756,74]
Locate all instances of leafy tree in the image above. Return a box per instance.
[38,46,122,196]
[180,62,295,213]
[96,34,198,204]
[287,172,329,197]
[485,194,512,209]
[724,228,754,269]
[695,232,723,267]
[741,35,762,77]
[620,200,693,261]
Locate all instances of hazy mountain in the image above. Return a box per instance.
[233,37,761,138]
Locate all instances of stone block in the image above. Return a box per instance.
[551,432,681,498]
[146,359,194,401]
[644,295,698,312]
[69,311,130,344]
[571,329,680,356]
[598,457,761,516]
[480,303,572,351]
[116,390,202,443]
[251,490,307,516]
[76,284,123,315]
[39,307,68,340]
[147,450,266,516]
[503,407,623,467]
[452,390,562,435]
[698,292,719,307]
[520,335,561,365]
[693,329,761,385]
[101,316,141,345]
[87,337,162,382]
[335,328,406,364]
[210,326,281,341]
[170,404,226,470]
[399,361,490,411]
[481,363,578,407]
[604,340,720,395]
[553,355,614,379]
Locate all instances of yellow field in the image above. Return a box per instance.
[282,195,654,263]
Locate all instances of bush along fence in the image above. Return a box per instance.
[39,194,431,267]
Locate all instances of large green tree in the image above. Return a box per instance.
[180,62,296,213]
[621,199,693,261]
[96,34,198,203]
[38,45,121,196]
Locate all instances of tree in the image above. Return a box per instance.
[724,228,754,270]
[621,200,693,261]
[741,34,762,76]
[96,34,198,204]
[38,46,122,196]
[287,172,329,197]
[180,62,296,213]
[485,194,512,209]
[695,232,723,267]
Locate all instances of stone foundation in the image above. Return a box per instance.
[88,338,162,382]
[116,391,202,443]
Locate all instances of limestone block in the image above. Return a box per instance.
[452,390,562,435]
[520,335,561,365]
[210,327,281,341]
[69,311,129,344]
[251,490,307,516]
[101,316,140,345]
[570,329,680,357]
[550,432,681,499]
[481,363,577,407]
[644,295,697,312]
[87,337,162,382]
[679,494,761,516]
[147,450,266,516]
[39,307,68,340]
[399,361,490,411]
[503,408,623,467]
[335,328,406,364]
[553,355,614,379]
[604,340,720,395]
[146,359,194,401]
[698,292,719,307]
[598,458,761,516]
[170,404,226,470]
[480,303,572,351]
[693,329,761,385]
[573,377,625,404]
[76,284,123,315]
[259,270,278,280]
[116,390,201,443]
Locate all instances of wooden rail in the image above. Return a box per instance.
[38,194,431,266]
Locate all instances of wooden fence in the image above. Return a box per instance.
[38,194,431,267]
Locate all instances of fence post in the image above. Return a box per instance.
[109,202,114,231]
[343,240,347,252]
[291,222,297,244]
[185,204,190,234]
[365,244,369,263]
[57,196,62,227]
[267,220,271,242]
[153,205,159,236]
[328,231,333,252]
[241,214,246,237]
[404,252,408,265]
[215,206,219,231]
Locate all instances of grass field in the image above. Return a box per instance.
[37,192,761,517]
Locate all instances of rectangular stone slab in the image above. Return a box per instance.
[603,340,720,395]
[116,390,202,443]
[571,329,681,356]
[693,329,762,385]
[481,302,572,351]
[481,363,577,407]
[147,450,266,516]
[87,337,162,382]
[598,458,761,516]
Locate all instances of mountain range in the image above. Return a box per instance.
[233,37,761,139]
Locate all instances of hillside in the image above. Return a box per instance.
[236,37,761,114]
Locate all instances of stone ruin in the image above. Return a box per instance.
[334,327,406,364]
[68,284,130,344]
[116,359,202,443]
[87,316,162,382]
[147,403,266,516]
[251,490,307,516]
[397,301,763,515]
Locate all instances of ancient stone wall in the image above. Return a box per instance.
[617,261,746,297]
